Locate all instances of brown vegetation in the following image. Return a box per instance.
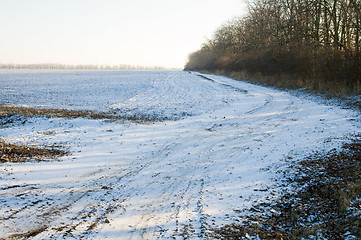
[0,105,118,120]
[185,0,361,96]
[210,136,361,239]
[0,105,164,122]
[0,139,68,163]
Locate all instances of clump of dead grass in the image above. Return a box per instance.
[211,136,361,239]
[0,105,169,123]
[0,139,69,163]
[0,105,117,120]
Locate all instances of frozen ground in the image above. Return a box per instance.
[0,70,360,239]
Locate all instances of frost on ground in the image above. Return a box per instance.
[0,70,360,239]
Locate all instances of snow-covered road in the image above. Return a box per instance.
[0,71,359,239]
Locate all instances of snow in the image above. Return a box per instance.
[0,70,360,239]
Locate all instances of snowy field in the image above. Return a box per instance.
[0,70,360,239]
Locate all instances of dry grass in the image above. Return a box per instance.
[222,70,361,112]
[211,136,361,239]
[0,105,118,120]
[2,226,48,240]
[0,105,168,123]
[0,139,69,163]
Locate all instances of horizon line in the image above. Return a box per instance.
[0,63,182,71]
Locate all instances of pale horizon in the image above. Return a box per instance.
[0,0,246,69]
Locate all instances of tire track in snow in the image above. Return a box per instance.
[12,77,302,239]
[2,141,174,239]
[0,88,306,240]
[25,141,181,239]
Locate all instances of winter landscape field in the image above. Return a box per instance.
[0,70,360,239]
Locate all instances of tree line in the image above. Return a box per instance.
[185,0,361,95]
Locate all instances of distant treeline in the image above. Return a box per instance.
[0,63,167,71]
[185,0,361,96]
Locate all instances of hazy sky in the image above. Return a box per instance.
[0,0,246,68]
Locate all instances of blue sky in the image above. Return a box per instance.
[0,0,246,68]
